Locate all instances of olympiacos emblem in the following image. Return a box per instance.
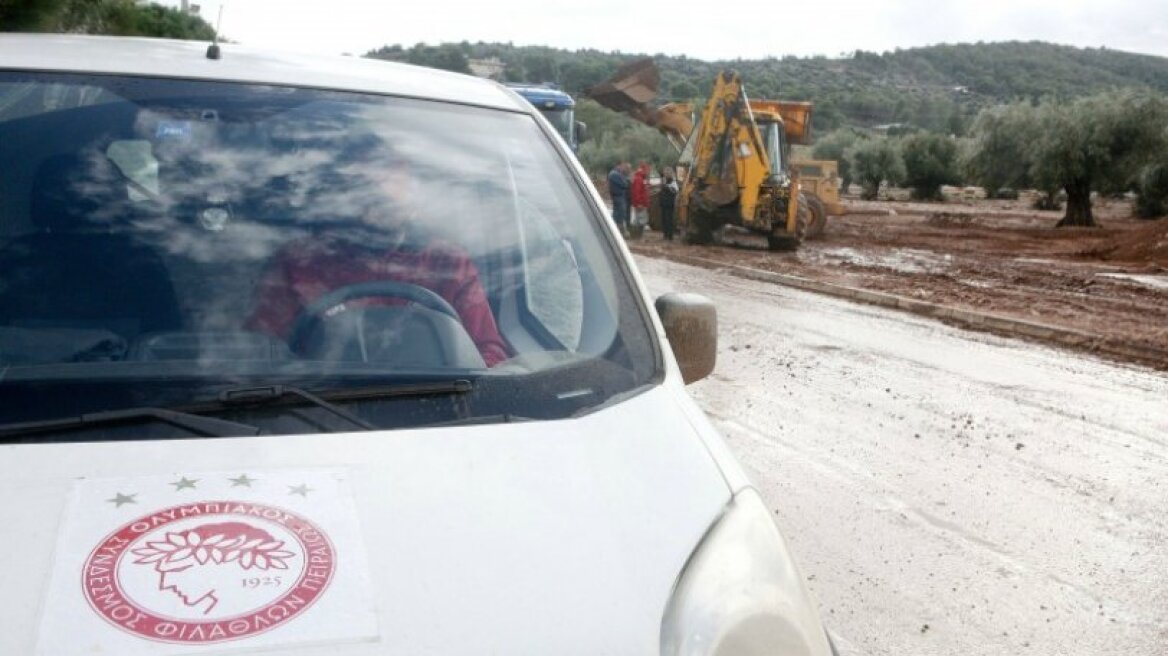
[82,500,335,644]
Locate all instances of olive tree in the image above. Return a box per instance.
[963,103,1038,198]
[967,92,1168,226]
[1029,92,1168,227]
[900,132,961,200]
[846,138,905,200]
[811,129,865,193]
[1136,161,1168,218]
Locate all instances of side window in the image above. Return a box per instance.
[500,121,620,356]
[518,199,584,350]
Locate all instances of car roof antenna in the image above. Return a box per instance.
[206,5,224,60]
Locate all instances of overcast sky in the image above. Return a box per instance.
[170,0,1168,60]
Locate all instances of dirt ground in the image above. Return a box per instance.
[638,255,1168,656]
[628,193,1168,367]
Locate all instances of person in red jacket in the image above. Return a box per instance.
[629,160,651,237]
[245,155,509,367]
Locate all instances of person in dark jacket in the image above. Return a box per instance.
[607,161,631,236]
[659,166,679,241]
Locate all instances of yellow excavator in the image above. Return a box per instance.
[587,59,828,250]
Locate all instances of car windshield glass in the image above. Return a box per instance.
[0,73,659,435]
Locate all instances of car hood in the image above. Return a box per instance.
[2,385,731,655]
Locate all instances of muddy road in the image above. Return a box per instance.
[637,255,1168,656]
[630,197,1168,366]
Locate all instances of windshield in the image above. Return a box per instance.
[538,106,574,145]
[758,120,786,176]
[0,73,659,434]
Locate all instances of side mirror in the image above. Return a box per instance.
[655,293,717,384]
[575,121,588,145]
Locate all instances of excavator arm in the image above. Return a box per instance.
[651,102,694,152]
[586,58,814,150]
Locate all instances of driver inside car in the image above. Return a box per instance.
[244,146,510,367]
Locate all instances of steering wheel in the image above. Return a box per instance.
[288,280,462,354]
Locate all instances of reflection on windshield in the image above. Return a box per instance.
[0,73,657,429]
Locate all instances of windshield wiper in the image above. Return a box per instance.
[0,407,260,440]
[207,380,475,431]
[0,380,476,441]
[309,379,475,402]
[215,385,379,431]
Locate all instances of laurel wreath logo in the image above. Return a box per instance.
[131,524,295,572]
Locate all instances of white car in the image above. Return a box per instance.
[0,34,836,655]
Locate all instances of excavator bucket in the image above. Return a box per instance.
[586,58,693,151]
[585,58,660,115]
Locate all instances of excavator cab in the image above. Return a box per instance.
[755,117,790,178]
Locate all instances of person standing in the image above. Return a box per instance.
[630,160,651,238]
[620,162,633,229]
[659,166,679,241]
[607,161,631,237]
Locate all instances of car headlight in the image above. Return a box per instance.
[661,488,834,656]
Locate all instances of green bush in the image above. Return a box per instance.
[575,99,677,176]
[811,129,866,192]
[1136,162,1168,218]
[900,132,961,200]
[967,92,1168,226]
[2,0,216,40]
[962,104,1036,198]
[846,138,904,200]
[576,125,677,177]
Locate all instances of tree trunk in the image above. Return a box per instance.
[1057,181,1095,227]
[1136,194,1165,219]
[1034,188,1061,210]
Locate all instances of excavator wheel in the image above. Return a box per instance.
[804,193,828,239]
[766,233,799,251]
[767,194,811,251]
[684,215,716,245]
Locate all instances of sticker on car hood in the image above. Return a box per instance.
[37,468,378,654]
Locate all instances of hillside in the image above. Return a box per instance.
[366,41,1168,133]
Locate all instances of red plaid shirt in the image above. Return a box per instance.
[246,236,508,367]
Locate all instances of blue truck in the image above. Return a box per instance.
[505,83,587,152]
